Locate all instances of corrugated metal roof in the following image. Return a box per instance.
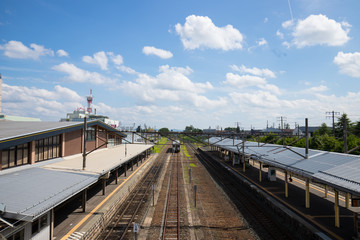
[0,168,97,221]
[209,137,360,195]
[0,121,81,140]
[0,144,153,221]
[0,120,127,150]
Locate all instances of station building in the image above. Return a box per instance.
[0,120,153,240]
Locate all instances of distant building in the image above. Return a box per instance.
[0,114,41,122]
[293,126,319,137]
[60,109,119,128]
[203,128,217,134]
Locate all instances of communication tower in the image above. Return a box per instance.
[86,89,93,114]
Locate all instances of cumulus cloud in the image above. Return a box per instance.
[257,38,267,46]
[119,64,224,109]
[142,46,173,59]
[283,14,351,48]
[230,65,276,78]
[2,83,83,119]
[175,15,244,50]
[0,40,54,59]
[52,62,115,84]
[57,49,69,57]
[82,51,109,70]
[107,52,123,65]
[116,65,137,74]
[333,51,360,78]
[276,30,284,39]
[224,73,266,88]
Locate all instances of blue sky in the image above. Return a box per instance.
[1,0,360,130]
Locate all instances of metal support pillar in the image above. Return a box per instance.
[242,136,245,172]
[346,193,350,208]
[124,164,127,177]
[82,189,87,212]
[305,178,310,208]
[325,185,328,198]
[102,179,106,195]
[82,117,87,170]
[354,212,359,238]
[232,152,235,166]
[131,159,134,171]
[115,169,118,184]
[259,162,262,182]
[136,156,139,167]
[285,171,288,198]
[335,190,340,227]
[50,209,54,240]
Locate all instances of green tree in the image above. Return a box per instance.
[159,127,170,135]
[185,125,195,132]
[334,113,352,139]
[136,125,141,132]
[315,123,331,136]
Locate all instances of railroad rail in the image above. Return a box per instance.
[159,152,181,240]
[96,145,169,240]
[187,143,295,240]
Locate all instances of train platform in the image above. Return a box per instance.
[54,153,159,240]
[205,149,358,240]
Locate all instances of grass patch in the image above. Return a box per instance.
[153,137,168,153]
[189,163,196,168]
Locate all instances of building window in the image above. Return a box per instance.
[1,143,29,170]
[6,229,24,240]
[86,127,96,141]
[31,214,48,236]
[35,135,61,162]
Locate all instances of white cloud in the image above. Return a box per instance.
[0,40,54,59]
[276,30,284,39]
[257,38,267,46]
[82,51,109,70]
[224,73,266,88]
[142,46,173,59]
[282,19,294,29]
[52,62,115,84]
[307,85,329,93]
[57,49,69,57]
[107,52,123,65]
[2,83,83,119]
[284,14,350,48]
[264,18,268,23]
[175,15,244,50]
[230,64,276,78]
[333,51,360,78]
[119,64,223,109]
[116,65,137,74]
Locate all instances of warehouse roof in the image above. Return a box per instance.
[209,137,360,196]
[0,143,153,221]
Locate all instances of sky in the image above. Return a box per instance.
[1,0,360,130]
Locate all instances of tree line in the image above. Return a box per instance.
[255,113,360,155]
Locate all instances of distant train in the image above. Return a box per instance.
[172,140,180,153]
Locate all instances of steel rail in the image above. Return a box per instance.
[191,144,294,240]
[99,145,168,240]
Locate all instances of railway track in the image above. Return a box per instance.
[159,152,181,240]
[96,146,169,240]
[187,143,296,240]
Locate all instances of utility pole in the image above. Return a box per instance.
[326,111,340,135]
[82,117,87,170]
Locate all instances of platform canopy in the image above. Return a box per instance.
[0,143,153,222]
[209,137,360,196]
